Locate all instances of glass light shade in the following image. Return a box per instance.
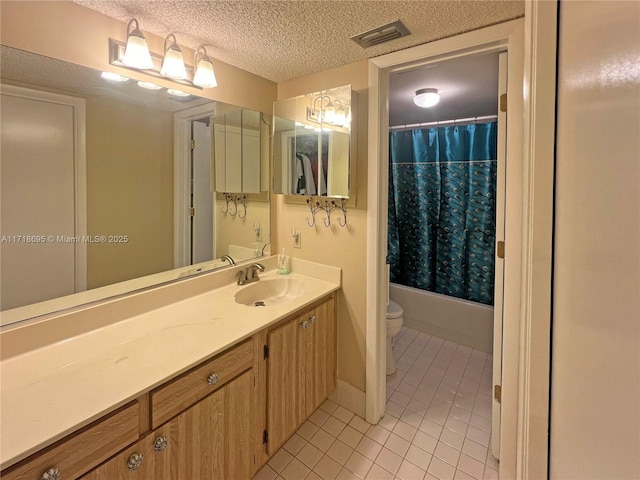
[323,102,337,124]
[334,106,347,125]
[193,57,217,88]
[123,34,153,69]
[414,88,440,108]
[161,48,187,80]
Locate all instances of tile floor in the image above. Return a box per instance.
[253,326,499,480]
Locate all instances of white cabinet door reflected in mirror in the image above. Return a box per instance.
[212,108,261,194]
[273,85,352,199]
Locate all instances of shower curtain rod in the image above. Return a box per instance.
[389,114,498,131]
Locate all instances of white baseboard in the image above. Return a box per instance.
[328,380,367,419]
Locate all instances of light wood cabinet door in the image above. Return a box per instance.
[84,371,256,480]
[311,295,337,412]
[266,315,305,453]
[266,295,337,453]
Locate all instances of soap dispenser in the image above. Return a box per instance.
[277,248,290,275]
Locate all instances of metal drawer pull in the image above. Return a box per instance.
[41,468,60,480]
[153,436,168,452]
[127,452,144,470]
[207,373,219,385]
[310,315,317,324]
[301,320,310,329]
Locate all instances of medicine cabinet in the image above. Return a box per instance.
[272,85,353,199]
[212,107,262,194]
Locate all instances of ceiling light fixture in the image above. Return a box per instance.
[160,33,187,80]
[414,88,440,108]
[193,46,218,88]
[122,18,153,69]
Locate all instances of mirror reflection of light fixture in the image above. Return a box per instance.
[137,80,163,90]
[308,95,351,128]
[193,46,218,88]
[160,33,187,80]
[414,88,440,108]
[122,19,153,69]
[323,99,336,124]
[101,71,130,82]
[167,88,190,97]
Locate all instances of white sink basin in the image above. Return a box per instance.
[234,278,306,307]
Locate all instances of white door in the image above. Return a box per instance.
[1,87,85,310]
[191,120,214,265]
[491,51,508,458]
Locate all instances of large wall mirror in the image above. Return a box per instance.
[273,85,352,199]
[0,45,271,326]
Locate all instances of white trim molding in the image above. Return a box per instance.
[173,102,217,268]
[518,2,557,478]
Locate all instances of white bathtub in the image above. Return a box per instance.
[389,283,493,353]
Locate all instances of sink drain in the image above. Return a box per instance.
[254,301,266,307]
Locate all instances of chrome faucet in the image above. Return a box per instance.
[221,255,235,266]
[237,263,265,285]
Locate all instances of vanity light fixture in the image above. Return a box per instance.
[308,95,351,128]
[122,19,153,69]
[160,34,187,80]
[414,88,440,108]
[192,46,218,88]
[110,20,218,90]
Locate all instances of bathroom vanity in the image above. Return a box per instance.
[0,258,340,480]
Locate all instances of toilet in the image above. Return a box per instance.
[386,299,404,375]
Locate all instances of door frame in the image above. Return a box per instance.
[174,103,217,268]
[366,5,557,477]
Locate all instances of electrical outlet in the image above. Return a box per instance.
[293,231,301,249]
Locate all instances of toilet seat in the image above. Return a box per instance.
[387,300,403,319]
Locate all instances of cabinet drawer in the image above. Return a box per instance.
[150,338,254,428]
[2,402,139,480]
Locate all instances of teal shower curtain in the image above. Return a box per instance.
[387,122,498,305]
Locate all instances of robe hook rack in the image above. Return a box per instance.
[221,193,247,218]
[306,197,348,228]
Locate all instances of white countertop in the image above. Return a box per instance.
[0,261,340,470]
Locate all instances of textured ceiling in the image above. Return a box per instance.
[73,0,524,83]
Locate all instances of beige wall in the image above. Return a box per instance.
[0,1,276,114]
[215,199,270,259]
[277,61,369,391]
[86,96,174,288]
[551,1,640,478]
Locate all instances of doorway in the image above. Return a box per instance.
[174,103,217,268]
[386,51,507,459]
[366,19,526,476]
